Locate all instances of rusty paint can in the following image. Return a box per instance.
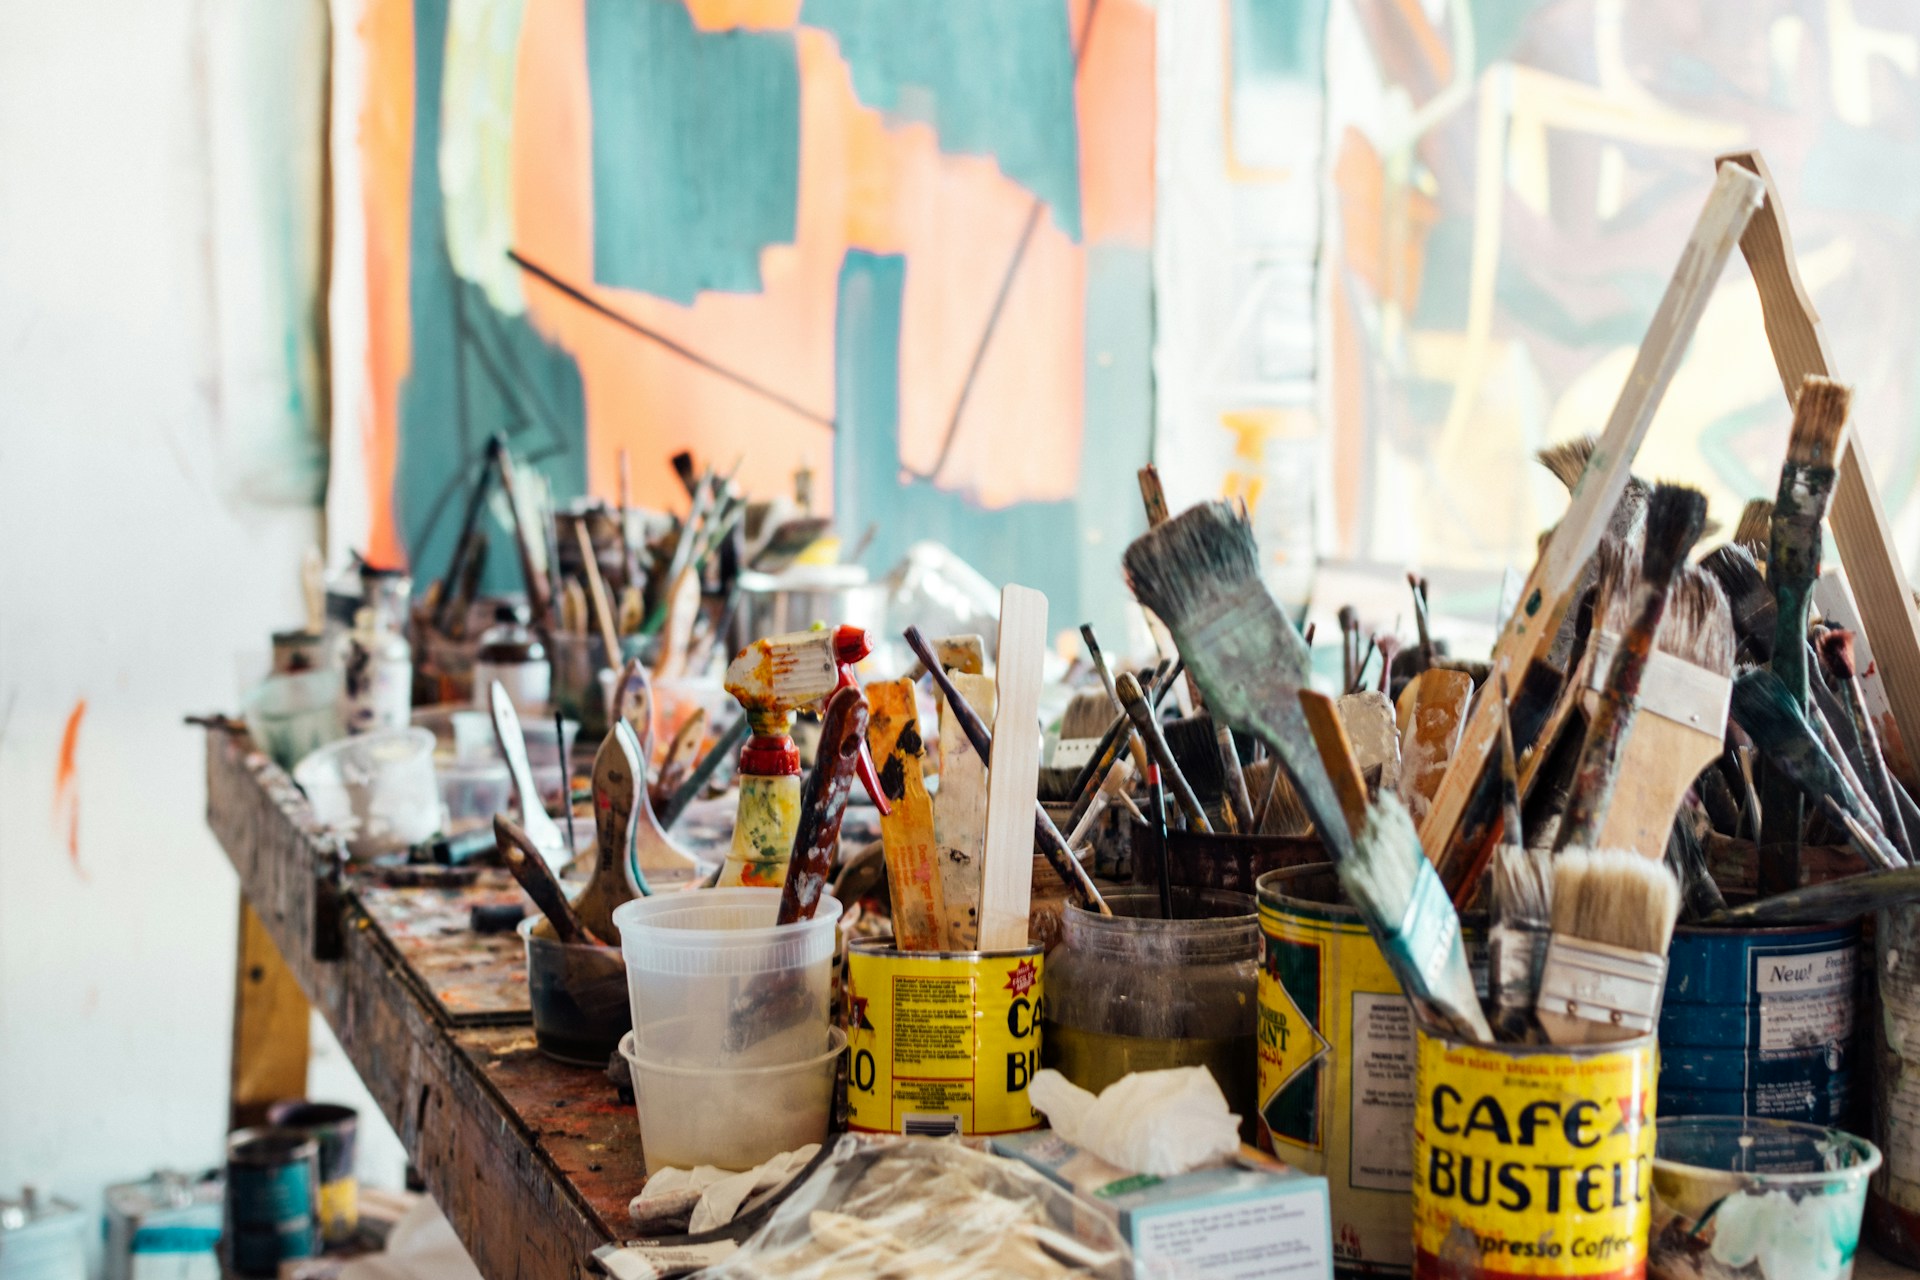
[1412,1025,1656,1279]
[1258,864,1420,1276]
[843,936,1043,1138]
[221,1128,319,1278]
[1867,901,1920,1264]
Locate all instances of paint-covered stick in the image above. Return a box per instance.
[495,814,599,947]
[574,522,623,672]
[777,686,869,925]
[902,626,1108,914]
[867,679,945,950]
[572,722,643,941]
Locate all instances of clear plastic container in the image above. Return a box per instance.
[619,1027,845,1173]
[520,918,630,1066]
[411,706,577,812]
[243,670,342,770]
[1650,1116,1881,1280]
[437,755,513,835]
[1042,888,1260,1134]
[612,889,843,1067]
[292,727,439,859]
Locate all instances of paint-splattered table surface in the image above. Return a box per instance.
[207,730,649,1280]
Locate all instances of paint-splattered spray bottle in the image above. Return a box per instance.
[720,625,887,887]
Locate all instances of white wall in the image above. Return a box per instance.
[0,0,400,1250]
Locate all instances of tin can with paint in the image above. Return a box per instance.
[1658,920,1859,1124]
[844,936,1044,1138]
[1257,864,1422,1276]
[1412,1026,1656,1280]
[1866,901,1920,1265]
[264,1102,359,1244]
[221,1128,319,1278]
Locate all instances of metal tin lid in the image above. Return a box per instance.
[1,1187,83,1232]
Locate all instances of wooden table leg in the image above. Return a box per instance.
[229,895,311,1131]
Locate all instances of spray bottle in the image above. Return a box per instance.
[720,625,888,887]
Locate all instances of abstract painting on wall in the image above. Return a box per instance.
[326,0,1155,632]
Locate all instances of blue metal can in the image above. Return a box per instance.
[1659,919,1860,1124]
[222,1129,319,1278]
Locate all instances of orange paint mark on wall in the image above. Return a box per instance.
[359,0,417,567]
[1076,0,1154,247]
[683,0,802,32]
[52,699,87,879]
[1334,126,1435,315]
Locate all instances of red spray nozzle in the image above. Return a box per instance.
[830,625,890,816]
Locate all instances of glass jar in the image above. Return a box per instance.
[472,603,550,710]
[337,567,412,734]
[1043,888,1260,1134]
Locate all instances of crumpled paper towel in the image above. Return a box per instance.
[1027,1067,1240,1177]
[628,1145,819,1235]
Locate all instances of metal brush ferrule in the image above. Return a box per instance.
[1489,923,1548,1011]
[1536,934,1667,1034]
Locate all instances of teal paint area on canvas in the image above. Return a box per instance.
[398,0,586,587]
[833,248,1151,645]
[586,0,800,304]
[1232,0,1326,83]
[801,0,1083,241]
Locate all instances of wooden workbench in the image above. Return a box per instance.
[205,728,643,1280]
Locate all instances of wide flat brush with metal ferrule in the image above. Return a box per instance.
[1534,848,1680,1046]
[1299,690,1493,1043]
[1123,503,1353,864]
[1555,483,1709,853]
[1760,375,1852,890]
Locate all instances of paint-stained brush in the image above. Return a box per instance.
[1734,498,1773,555]
[777,686,869,925]
[1488,687,1551,1042]
[1300,689,1492,1043]
[1555,484,1709,853]
[571,722,644,941]
[1534,848,1681,1045]
[1730,667,1904,870]
[1123,503,1354,865]
[1708,863,1920,925]
[867,679,945,950]
[1066,757,1141,851]
[1164,714,1235,832]
[1246,757,1311,837]
[1668,806,1726,922]
[1699,543,1775,663]
[495,814,599,946]
[1820,628,1912,861]
[1119,673,1213,833]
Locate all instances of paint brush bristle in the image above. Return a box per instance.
[1786,377,1851,467]
[1165,715,1231,829]
[1700,543,1774,661]
[1060,690,1116,743]
[1245,758,1311,836]
[1734,499,1773,552]
[1535,435,1649,542]
[1548,847,1680,958]
[1639,482,1709,587]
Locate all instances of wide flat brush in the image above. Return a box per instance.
[1730,667,1903,869]
[1734,499,1773,556]
[1123,503,1353,864]
[1300,690,1492,1043]
[1555,484,1709,852]
[1760,376,1851,882]
[1118,672,1212,833]
[1420,166,1764,878]
[1534,848,1680,1045]
[1164,714,1235,832]
[1699,543,1774,663]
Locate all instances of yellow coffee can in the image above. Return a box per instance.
[844,936,1044,1138]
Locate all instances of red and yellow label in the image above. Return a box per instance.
[845,942,1042,1137]
[1413,1032,1656,1279]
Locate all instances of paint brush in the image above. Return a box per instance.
[1488,684,1551,1040]
[1218,722,1256,833]
[867,678,946,950]
[1820,628,1913,861]
[574,521,623,672]
[1761,376,1851,871]
[1079,624,1124,710]
[1708,863,1920,925]
[1667,805,1726,922]
[1245,757,1311,836]
[1123,502,1355,864]
[1589,560,1736,860]
[1730,668,1904,870]
[1734,498,1773,556]
[777,686,868,925]
[432,437,502,633]
[571,722,643,941]
[1699,543,1775,663]
[494,443,555,629]
[1534,848,1681,1045]
[1416,165,1764,876]
[1118,672,1212,833]
[902,625,1109,916]
[1164,714,1236,832]
[495,814,599,946]
[611,657,656,761]
[1408,575,1434,669]
[1555,484,1709,852]
[1063,660,1173,820]
[1149,764,1174,920]
[1300,689,1493,1042]
[1066,757,1141,851]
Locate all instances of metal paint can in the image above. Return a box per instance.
[1258,864,1420,1276]
[1412,1026,1656,1280]
[221,1128,318,1278]
[1658,920,1859,1123]
[1867,901,1920,1265]
[844,936,1043,1138]
[264,1102,360,1244]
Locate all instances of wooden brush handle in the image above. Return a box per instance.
[903,625,1108,914]
[611,657,655,756]
[575,522,623,667]
[778,687,869,925]
[495,815,597,946]
[1298,690,1370,834]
